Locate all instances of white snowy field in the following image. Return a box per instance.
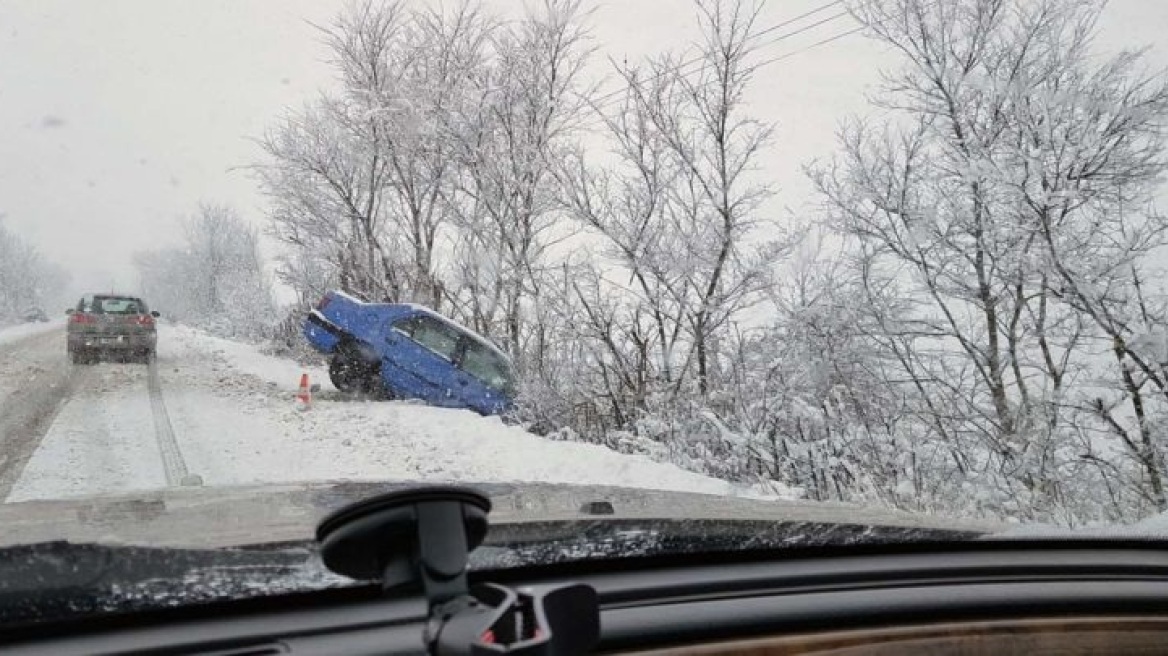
[7,324,798,503]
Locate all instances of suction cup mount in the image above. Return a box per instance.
[317,485,599,655]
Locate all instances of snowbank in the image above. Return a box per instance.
[991,509,1168,538]
[165,324,330,393]
[8,324,799,503]
[159,325,796,501]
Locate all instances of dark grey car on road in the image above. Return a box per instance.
[66,294,159,364]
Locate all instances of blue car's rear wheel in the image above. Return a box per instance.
[329,345,387,398]
[328,355,363,393]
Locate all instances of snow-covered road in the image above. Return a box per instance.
[0,319,65,349]
[0,321,82,498]
[4,324,791,504]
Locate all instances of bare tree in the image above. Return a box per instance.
[258,1,496,309]
[809,0,1168,520]
[0,219,68,321]
[136,204,276,339]
[558,63,689,398]
[561,0,785,408]
[646,0,780,398]
[447,0,593,360]
[331,0,495,308]
[258,96,403,301]
[995,2,1168,510]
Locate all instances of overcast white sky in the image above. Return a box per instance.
[1,0,1165,300]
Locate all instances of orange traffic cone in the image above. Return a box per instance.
[296,373,312,411]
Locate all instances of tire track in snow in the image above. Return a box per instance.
[147,360,201,487]
[9,363,173,502]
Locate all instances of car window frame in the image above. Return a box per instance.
[389,315,416,338]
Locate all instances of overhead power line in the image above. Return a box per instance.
[748,0,945,71]
[588,0,947,116]
[587,0,853,111]
[746,23,866,72]
[748,0,848,42]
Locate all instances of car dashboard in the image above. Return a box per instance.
[7,539,1168,655]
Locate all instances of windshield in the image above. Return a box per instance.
[1,0,1167,624]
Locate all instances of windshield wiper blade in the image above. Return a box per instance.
[0,518,986,627]
[0,540,343,626]
[472,518,987,569]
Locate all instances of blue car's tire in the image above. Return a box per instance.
[330,345,384,397]
[328,354,363,393]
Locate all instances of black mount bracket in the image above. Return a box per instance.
[316,485,600,655]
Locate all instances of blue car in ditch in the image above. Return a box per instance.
[303,291,516,416]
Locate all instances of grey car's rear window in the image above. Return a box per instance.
[81,296,147,314]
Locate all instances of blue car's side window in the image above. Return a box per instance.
[405,315,460,361]
[389,316,415,339]
[459,341,514,394]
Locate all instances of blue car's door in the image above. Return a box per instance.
[453,338,515,415]
[380,314,465,406]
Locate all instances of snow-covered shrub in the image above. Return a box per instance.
[0,220,67,324]
[135,204,278,342]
